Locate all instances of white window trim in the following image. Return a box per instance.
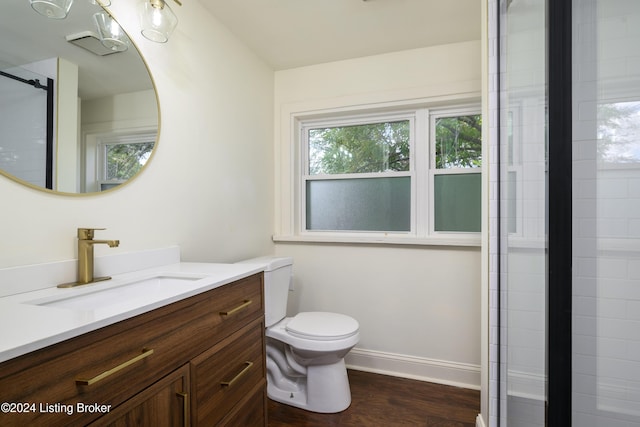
[429,107,484,237]
[274,96,482,247]
[82,129,158,192]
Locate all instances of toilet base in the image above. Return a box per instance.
[267,359,352,413]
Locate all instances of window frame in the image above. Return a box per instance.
[291,104,482,244]
[300,111,416,236]
[96,132,156,191]
[429,107,483,235]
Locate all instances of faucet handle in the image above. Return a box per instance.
[77,228,106,240]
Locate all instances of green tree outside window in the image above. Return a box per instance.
[435,115,482,169]
[105,142,155,181]
[308,121,410,174]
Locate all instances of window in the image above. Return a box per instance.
[298,106,482,240]
[97,134,155,191]
[304,116,412,232]
[432,113,482,232]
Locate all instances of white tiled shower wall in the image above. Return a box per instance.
[494,0,548,425]
[573,0,640,424]
[488,0,500,423]
[0,59,56,187]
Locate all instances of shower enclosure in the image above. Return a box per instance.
[491,0,640,425]
[0,67,54,189]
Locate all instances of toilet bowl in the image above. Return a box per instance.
[237,256,359,413]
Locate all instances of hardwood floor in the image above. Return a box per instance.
[267,370,480,427]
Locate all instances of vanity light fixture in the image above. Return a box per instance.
[139,0,181,43]
[93,12,130,52]
[30,0,74,19]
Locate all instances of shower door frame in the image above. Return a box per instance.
[0,71,54,189]
[547,0,573,425]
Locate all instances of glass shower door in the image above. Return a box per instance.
[499,0,548,425]
[572,0,640,425]
[496,0,640,425]
[0,67,52,188]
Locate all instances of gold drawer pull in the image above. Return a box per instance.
[176,392,190,426]
[219,299,252,316]
[220,361,253,387]
[75,348,154,386]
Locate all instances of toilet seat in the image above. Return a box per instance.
[286,312,359,341]
[266,312,360,352]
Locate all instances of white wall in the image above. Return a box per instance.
[0,1,274,268]
[82,90,158,126]
[81,89,158,193]
[274,41,483,388]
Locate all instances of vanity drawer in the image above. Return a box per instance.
[0,273,264,427]
[204,272,264,341]
[191,317,266,426]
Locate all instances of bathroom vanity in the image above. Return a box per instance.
[0,251,267,426]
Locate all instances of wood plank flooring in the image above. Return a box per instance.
[267,370,480,427]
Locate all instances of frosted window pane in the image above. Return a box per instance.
[306,177,410,231]
[434,174,481,232]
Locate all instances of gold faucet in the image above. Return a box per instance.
[58,228,120,288]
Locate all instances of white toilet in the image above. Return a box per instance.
[237,256,359,413]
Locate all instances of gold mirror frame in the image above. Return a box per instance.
[0,1,160,196]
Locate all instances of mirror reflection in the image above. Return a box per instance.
[1,0,158,194]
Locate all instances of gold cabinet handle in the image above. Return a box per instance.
[75,348,154,386]
[219,299,252,316]
[220,361,253,387]
[176,392,190,426]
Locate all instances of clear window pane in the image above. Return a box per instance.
[105,142,155,181]
[306,177,410,231]
[435,114,482,169]
[434,173,481,232]
[308,121,410,175]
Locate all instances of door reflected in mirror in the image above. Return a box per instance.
[0,0,158,194]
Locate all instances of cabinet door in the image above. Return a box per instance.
[191,317,266,426]
[88,365,190,427]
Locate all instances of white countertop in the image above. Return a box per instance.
[0,262,264,364]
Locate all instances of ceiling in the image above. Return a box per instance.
[1,0,152,101]
[1,1,481,100]
[199,0,482,70]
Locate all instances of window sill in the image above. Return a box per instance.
[272,234,481,248]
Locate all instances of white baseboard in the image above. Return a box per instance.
[345,347,480,390]
[476,414,486,427]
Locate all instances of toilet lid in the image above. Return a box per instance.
[286,312,359,341]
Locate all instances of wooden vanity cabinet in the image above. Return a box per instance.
[191,316,265,426]
[0,273,267,427]
[87,364,191,427]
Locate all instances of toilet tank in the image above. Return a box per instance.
[236,256,293,327]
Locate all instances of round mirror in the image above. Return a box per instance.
[1,0,158,194]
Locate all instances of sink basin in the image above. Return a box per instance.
[28,273,206,312]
